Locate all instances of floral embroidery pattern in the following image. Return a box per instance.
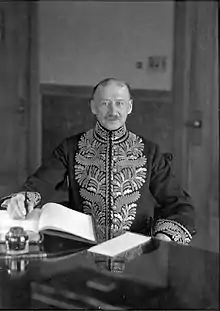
[154,219,192,244]
[75,122,147,242]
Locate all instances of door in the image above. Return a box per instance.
[173,1,218,252]
[0,2,31,197]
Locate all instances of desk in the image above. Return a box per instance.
[0,236,219,310]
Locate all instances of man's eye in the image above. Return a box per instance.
[101,101,109,106]
[116,101,124,106]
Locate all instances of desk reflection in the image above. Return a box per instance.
[0,236,219,310]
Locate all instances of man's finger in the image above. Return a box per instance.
[28,202,34,214]
[8,202,23,219]
[8,195,25,219]
[16,195,26,216]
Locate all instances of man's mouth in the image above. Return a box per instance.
[107,116,119,121]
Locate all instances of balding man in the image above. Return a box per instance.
[1,78,196,244]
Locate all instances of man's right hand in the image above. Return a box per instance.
[5,193,34,219]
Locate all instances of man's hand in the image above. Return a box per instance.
[5,193,34,219]
[155,233,172,242]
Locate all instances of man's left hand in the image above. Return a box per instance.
[155,233,172,242]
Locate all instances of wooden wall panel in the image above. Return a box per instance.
[42,93,95,161]
[0,2,37,197]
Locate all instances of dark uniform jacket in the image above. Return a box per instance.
[2,122,196,244]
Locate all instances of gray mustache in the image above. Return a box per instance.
[106,115,119,120]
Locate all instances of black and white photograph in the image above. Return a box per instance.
[0,1,218,310]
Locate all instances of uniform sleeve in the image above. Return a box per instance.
[149,144,196,245]
[1,140,70,209]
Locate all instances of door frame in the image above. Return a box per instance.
[172,1,218,251]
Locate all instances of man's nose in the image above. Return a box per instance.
[108,102,117,115]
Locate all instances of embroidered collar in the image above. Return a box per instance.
[94,121,128,143]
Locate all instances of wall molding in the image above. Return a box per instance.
[40,83,172,103]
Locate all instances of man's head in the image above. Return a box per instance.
[90,78,133,131]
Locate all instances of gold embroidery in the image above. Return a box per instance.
[94,122,127,143]
[111,203,137,234]
[154,219,192,244]
[83,200,106,242]
[80,189,105,209]
[75,122,147,242]
[114,192,140,212]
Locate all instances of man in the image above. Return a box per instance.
[1,78,196,244]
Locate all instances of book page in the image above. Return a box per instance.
[38,203,96,243]
[88,232,151,257]
[0,209,40,241]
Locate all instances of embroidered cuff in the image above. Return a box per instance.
[1,192,41,209]
[154,219,192,245]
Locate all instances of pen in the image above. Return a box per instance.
[150,216,154,237]
[24,191,29,216]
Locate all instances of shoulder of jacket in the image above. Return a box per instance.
[128,130,158,153]
[65,132,85,144]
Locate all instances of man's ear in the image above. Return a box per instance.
[90,100,96,115]
[128,99,133,115]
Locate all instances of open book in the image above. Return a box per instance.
[0,203,152,257]
[0,203,96,244]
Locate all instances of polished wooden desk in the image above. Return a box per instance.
[0,236,219,310]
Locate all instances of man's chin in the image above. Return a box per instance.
[103,121,121,131]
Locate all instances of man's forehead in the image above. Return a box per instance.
[95,81,130,99]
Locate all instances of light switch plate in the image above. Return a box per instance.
[148,56,167,72]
